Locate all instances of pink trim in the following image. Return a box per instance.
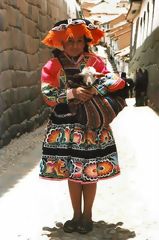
[39,172,120,184]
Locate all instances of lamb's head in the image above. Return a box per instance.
[80,67,105,86]
[81,67,96,86]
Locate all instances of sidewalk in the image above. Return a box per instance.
[0,100,159,240]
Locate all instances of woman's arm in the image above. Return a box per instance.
[87,54,125,96]
[94,73,126,96]
[41,59,68,107]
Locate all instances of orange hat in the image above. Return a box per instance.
[42,18,104,48]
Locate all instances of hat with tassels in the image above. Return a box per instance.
[42,18,104,48]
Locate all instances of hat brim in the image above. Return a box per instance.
[42,21,104,48]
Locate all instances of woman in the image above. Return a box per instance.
[40,18,126,234]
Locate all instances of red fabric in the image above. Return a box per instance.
[86,53,110,74]
[108,78,126,92]
[41,58,61,87]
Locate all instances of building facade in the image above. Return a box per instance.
[127,0,159,111]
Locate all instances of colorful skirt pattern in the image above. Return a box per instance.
[39,96,122,184]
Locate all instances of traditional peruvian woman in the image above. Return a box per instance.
[39,18,126,234]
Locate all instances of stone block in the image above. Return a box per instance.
[17,0,28,16]
[26,118,35,132]
[16,87,30,103]
[0,130,11,147]
[12,103,26,123]
[0,95,6,116]
[23,17,38,38]
[28,5,39,23]
[0,0,6,9]
[29,70,41,85]
[0,31,12,52]
[39,0,47,15]
[7,6,19,28]
[46,5,52,18]
[38,15,48,33]
[38,48,51,64]
[6,0,17,8]
[21,100,32,119]
[27,95,41,118]
[38,107,50,125]
[15,11,23,30]
[27,53,39,70]
[12,71,33,88]
[8,124,20,138]
[0,115,5,136]
[0,9,9,30]
[9,50,28,71]
[24,35,39,54]
[19,120,28,134]
[0,115,6,135]
[1,108,11,129]
[29,85,40,100]
[50,6,59,23]
[0,89,13,110]
[0,51,10,72]
[10,104,20,124]
[10,28,25,51]
[0,70,13,91]
[25,0,39,6]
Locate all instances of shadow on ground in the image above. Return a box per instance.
[42,221,136,240]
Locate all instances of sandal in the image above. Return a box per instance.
[63,219,78,233]
[77,220,93,234]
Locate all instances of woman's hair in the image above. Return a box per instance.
[84,36,91,52]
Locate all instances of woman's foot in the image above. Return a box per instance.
[77,219,93,234]
[63,219,79,233]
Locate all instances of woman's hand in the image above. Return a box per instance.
[72,87,97,103]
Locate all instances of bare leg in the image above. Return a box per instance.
[68,180,82,220]
[82,182,97,221]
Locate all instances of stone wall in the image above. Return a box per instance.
[0,0,71,147]
[129,26,159,112]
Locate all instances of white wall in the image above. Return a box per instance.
[66,0,80,18]
[152,0,159,30]
[133,0,159,49]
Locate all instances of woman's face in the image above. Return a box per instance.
[63,37,86,57]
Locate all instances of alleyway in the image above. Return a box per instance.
[0,100,159,240]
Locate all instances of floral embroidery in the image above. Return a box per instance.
[97,160,114,177]
[86,130,97,145]
[83,163,98,179]
[47,129,61,143]
[46,159,69,177]
[70,161,83,179]
[99,129,112,143]
[64,127,71,143]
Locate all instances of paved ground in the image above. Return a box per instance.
[0,99,159,240]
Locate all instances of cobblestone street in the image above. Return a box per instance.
[0,100,159,240]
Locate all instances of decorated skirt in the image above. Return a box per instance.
[39,101,121,183]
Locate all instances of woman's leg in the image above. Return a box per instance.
[82,182,97,221]
[68,180,82,220]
